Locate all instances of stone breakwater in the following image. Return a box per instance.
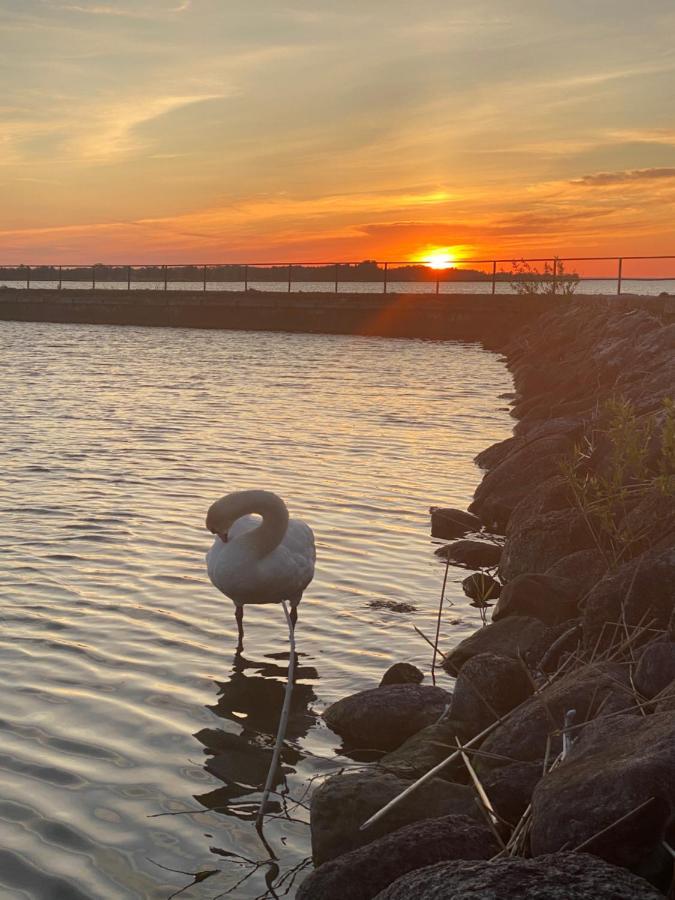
[297,298,675,899]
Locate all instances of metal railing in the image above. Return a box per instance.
[1,256,674,296]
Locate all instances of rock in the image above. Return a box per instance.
[297,815,497,900]
[368,600,417,613]
[430,507,481,539]
[499,507,595,582]
[545,549,608,598]
[619,487,675,557]
[474,435,520,472]
[469,433,574,531]
[582,548,675,650]
[309,770,479,865]
[434,539,502,569]
[635,641,675,699]
[475,662,634,774]
[481,761,543,825]
[492,573,578,625]
[531,711,675,883]
[372,853,662,899]
[378,720,464,780]
[524,620,582,673]
[323,684,451,752]
[442,616,548,675]
[449,652,533,736]
[462,572,501,602]
[379,663,424,687]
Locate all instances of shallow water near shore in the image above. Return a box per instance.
[0,321,512,899]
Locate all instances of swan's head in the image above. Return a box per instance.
[206,496,235,542]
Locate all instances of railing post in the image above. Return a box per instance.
[92,265,96,290]
[203,265,207,291]
[58,265,62,290]
[383,261,388,294]
[435,274,440,295]
[127,266,131,290]
[617,257,623,296]
[163,264,168,291]
[244,264,248,292]
[491,260,496,295]
[334,263,339,294]
[551,258,557,294]
[26,266,30,290]
[288,264,292,293]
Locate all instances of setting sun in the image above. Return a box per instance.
[416,248,457,269]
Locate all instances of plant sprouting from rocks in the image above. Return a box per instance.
[507,257,579,296]
[561,397,674,566]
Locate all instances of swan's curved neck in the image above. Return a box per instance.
[208,490,289,558]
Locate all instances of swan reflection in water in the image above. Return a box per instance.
[194,650,319,823]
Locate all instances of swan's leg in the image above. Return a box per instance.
[289,594,301,631]
[235,605,244,651]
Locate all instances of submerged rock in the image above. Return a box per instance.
[379,662,424,687]
[323,684,451,752]
[372,853,663,899]
[461,572,501,602]
[443,615,547,675]
[429,507,481,539]
[309,770,479,865]
[434,539,502,569]
[297,815,497,900]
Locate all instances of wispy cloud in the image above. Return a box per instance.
[573,167,675,186]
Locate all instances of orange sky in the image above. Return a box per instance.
[2,1,675,270]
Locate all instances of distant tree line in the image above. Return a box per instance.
[0,261,506,282]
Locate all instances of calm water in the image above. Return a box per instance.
[2,278,675,296]
[0,321,512,899]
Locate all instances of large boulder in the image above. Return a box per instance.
[499,507,595,582]
[469,434,574,531]
[475,662,634,775]
[582,547,675,650]
[378,720,465,780]
[545,548,608,599]
[443,616,548,675]
[309,770,478,865]
[434,539,502,569]
[531,711,675,886]
[481,761,543,825]
[430,507,481,539]
[372,853,662,899]
[449,652,533,736]
[635,642,675,699]
[492,573,579,625]
[323,684,451,752]
[297,815,497,900]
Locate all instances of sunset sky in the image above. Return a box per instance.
[2,0,675,268]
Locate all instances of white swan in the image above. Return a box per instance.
[205,490,315,649]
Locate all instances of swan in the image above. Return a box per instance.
[205,489,315,650]
[205,489,315,830]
